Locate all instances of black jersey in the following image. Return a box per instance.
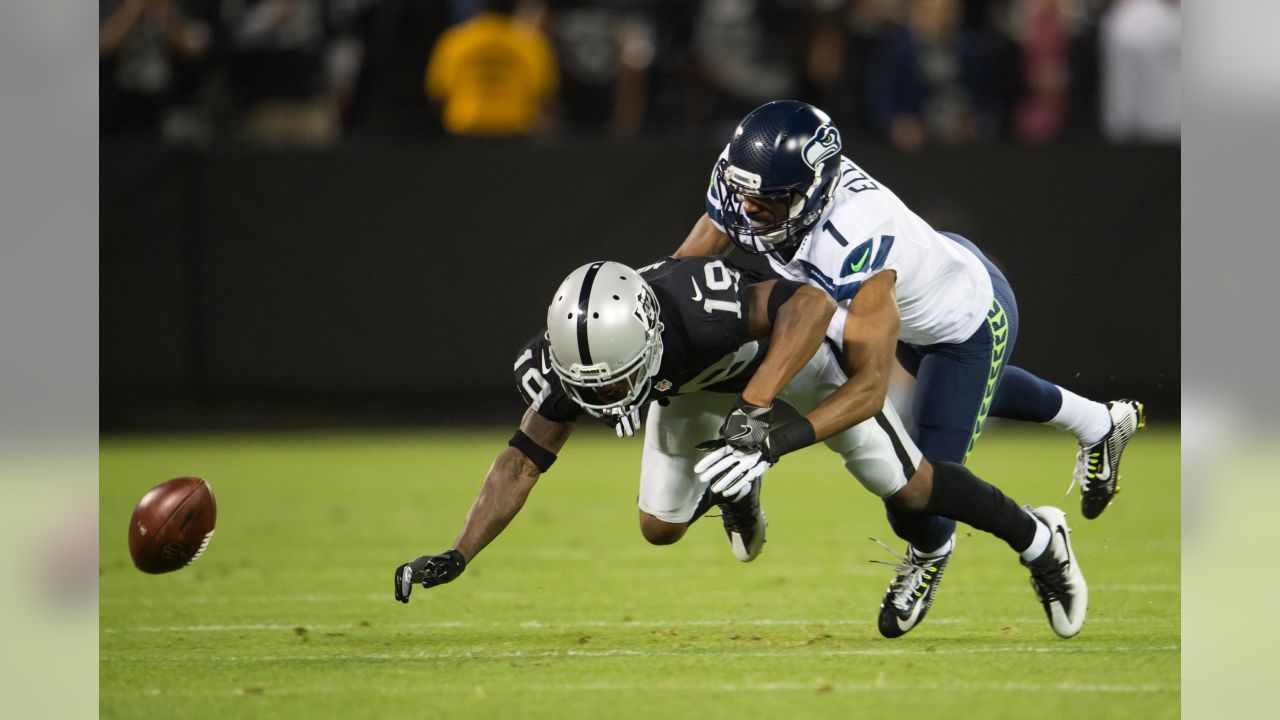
[513,257,769,423]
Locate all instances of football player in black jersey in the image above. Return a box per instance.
[395,258,1089,638]
[393,257,834,589]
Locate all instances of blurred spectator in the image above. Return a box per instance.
[798,0,916,139]
[425,0,560,137]
[1011,0,1071,144]
[692,0,805,131]
[545,1,659,139]
[867,0,997,150]
[1099,0,1179,143]
[222,0,368,146]
[100,0,214,141]
[96,0,1183,146]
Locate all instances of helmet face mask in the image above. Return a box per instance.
[545,262,664,420]
[549,344,660,417]
[715,161,829,253]
[713,100,844,256]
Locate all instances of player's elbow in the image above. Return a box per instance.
[796,285,836,322]
[847,368,890,414]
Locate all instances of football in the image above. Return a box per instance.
[128,476,217,574]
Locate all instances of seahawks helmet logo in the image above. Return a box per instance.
[802,125,841,170]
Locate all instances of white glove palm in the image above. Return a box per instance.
[694,444,772,501]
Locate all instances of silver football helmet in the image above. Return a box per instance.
[545,261,664,419]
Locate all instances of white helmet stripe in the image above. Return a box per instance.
[576,261,604,365]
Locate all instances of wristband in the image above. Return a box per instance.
[766,280,805,325]
[508,429,557,472]
[765,418,817,462]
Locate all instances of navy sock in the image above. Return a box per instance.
[990,365,1063,423]
[883,501,956,554]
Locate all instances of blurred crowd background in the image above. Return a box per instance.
[100,0,1181,149]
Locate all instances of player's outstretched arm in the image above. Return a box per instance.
[673,213,733,258]
[395,409,571,603]
[452,409,572,561]
[805,270,900,441]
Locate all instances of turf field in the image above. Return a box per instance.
[100,424,1179,719]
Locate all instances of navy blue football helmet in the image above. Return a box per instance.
[713,100,843,256]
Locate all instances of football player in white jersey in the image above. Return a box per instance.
[675,100,1142,635]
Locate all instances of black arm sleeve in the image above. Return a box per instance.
[765,279,806,326]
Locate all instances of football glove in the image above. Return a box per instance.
[394,549,467,604]
[718,396,773,449]
[695,444,770,501]
[610,405,643,438]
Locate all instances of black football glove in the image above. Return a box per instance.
[394,549,467,604]
[718,396,773,450]
[696,398,817,501]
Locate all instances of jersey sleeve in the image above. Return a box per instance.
[703,144,732,233]
[804,217,901,304]
[512,335,583,423]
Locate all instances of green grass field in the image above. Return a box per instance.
[100,424,1179,719]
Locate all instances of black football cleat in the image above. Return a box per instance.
[719,480,767,562]
[1074,399,1145,519]
[873,535,953,638]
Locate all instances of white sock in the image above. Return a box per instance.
[1020,515,1051,562]
[915,536,954,559]
[1048,386,1112,445]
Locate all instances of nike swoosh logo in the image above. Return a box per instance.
[540,353,551,374]
[690,278,703,302]
[897,601,924,632]
[848,248,870,274]
[1055,526,1072,566]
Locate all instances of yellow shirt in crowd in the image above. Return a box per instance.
[425,13,559,136]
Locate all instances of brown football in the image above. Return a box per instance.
[128,477,217,574]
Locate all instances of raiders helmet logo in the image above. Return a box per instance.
[802,125,841,170]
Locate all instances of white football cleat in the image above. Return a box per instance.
[1022,506,1087,638]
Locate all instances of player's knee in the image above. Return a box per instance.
[888,462,933,512]
[639,513,687,545]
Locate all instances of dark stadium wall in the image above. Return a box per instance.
[101,141,1179,430]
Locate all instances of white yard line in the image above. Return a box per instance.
[102,643,1179,663]
[98,583,1178,607]
[109,679,1177,698]
[102,615,1167,634]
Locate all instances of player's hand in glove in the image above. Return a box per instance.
[693,396,777,501]
[718,396,773,448]
[610,404,643,438]
[696,397,818,501]
[394,549,467,603]
[695,444,771,501]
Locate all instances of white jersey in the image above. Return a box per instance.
[706,148,994,347]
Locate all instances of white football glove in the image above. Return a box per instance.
[611,405,643,438]
[694,444,772,501]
